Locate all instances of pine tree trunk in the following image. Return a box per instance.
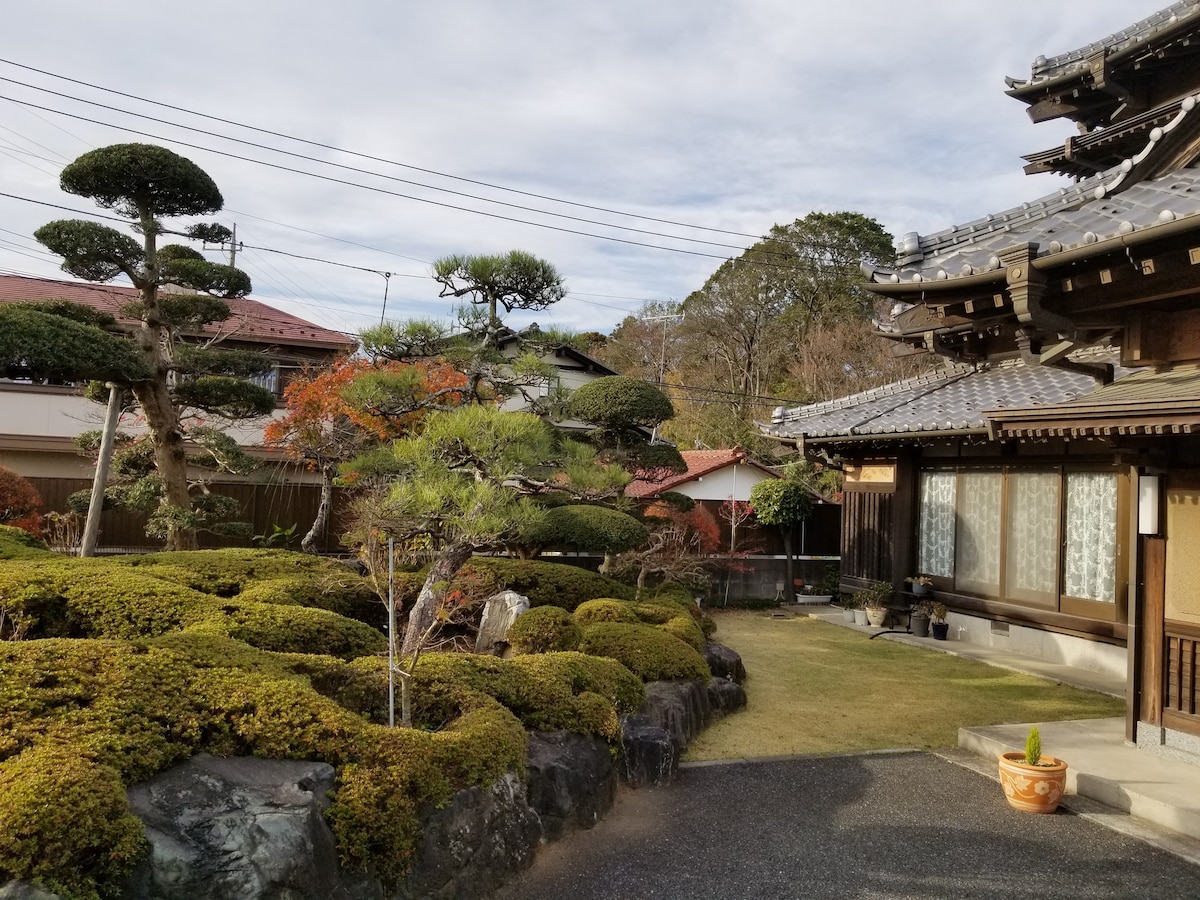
[400,541,474,657]
[300,467,334,554]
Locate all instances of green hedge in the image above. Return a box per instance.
[446,558,635,610]
[235,575,385,631]
[0,524,52,560]
[0,745,147,899]
[507,606,582,654]
[0,559,385,658]
[572,598,640,627]
[579,622,710,683]
[107,548,362,596]
[571,597,705,651]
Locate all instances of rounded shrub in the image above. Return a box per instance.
[507,605,582,655]
[453,558,635,610]
[189,601,386,660]
[522,505,648,554]
[0,523,51,559]
[235,575,385,631]
[0,744,147,900]
[579,622,711,683]
[572,598,640,627]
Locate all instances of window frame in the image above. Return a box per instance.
[916,463,1126,623]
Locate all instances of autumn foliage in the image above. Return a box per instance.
[264,357,467,466]
[0,466,43,537]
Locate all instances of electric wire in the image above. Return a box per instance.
[0,57,766,241]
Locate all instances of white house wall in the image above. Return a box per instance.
[673,463,773,502]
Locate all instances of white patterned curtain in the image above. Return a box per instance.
[1063,472,1118,602]
[955,471,1001,595]
[917,471,956,577]
[1005,471,1060,603]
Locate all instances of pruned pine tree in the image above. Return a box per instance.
[32,143,276,549]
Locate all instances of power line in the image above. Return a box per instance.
[0,76,758,254]
[0,92,754,264]
[0,57,766,241]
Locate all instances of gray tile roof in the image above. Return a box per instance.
[870,160,1200,286]
[763,359,1107,443]
[1009,2,1200,86]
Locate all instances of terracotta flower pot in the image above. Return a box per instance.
[997,752,1068,813]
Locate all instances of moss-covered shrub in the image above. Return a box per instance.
[579,622,710,683]
[411,651,642,740]
[0,559,385,658]
[0,524,51,560]
[107,548,361,596]
[188,600,386,660]
[0,745,147,900]
[572,598,640,627]
[235,575,385,631]
[572,597,705,651]
[507,605,582,655]
[450,558,635,610]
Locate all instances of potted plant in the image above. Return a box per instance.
[840,595,857,623]
[930,602,949,640]
[997,726,1068,813]
[907,574,934,596]
[853,581,891,627]
[909,599,933,638]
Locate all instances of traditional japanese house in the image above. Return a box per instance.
[762,2,1200,752]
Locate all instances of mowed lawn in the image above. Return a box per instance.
[685,610,1125,761]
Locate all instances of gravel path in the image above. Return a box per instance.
[493,751,1200,900]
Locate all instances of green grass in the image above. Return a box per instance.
[686,611,1125,761]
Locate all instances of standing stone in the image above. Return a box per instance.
[640,681,711,750]
[475,591,531,655]
[707,677,747,715]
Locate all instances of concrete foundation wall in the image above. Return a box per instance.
[943,610,1126,681]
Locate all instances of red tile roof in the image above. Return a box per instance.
[0,275,355,351]
[626,449,778,498]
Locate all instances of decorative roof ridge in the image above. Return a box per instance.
[864,129,1200,287]
[1008,2,1200,87]
[773,366,971,423]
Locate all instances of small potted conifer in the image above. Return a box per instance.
[997,726,1068,813]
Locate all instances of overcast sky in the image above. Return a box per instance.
[0,1,1149,339]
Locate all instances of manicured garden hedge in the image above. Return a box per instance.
[0,545,706,898]
[507,605,582,654]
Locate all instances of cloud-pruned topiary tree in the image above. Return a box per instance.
[31,143,277,550]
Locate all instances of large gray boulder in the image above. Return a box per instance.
[525,731,617,840]
[619,714,679,787]
[703,641,746,683]
[640,680,711,750]
[475,590,531,655]
[0,884,64,900]
[397,772,540,900]
[122,755,350,900]
[707,676,747,715]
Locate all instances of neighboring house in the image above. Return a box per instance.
[493,326,630,431]
[627,449,841,598]
[762,1,1200,753]
[0,274,357,550]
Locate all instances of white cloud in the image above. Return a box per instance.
[0,0,1150,336]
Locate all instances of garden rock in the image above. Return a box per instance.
[640,680,711,750]
[619,714,679,787]
[398,772,540,900]
[525,731,617,840]
[0,884,65,900]
[703,641,746,683]
[707,676,747,715]
[121,755,348,900]
[475,590,531,655]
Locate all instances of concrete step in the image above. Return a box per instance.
[959,717,1200,842]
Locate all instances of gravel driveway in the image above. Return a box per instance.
[493,752,1200,900]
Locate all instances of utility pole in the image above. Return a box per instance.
[226,223,241,267]
[643,310,684,444]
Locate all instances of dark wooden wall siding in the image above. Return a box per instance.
[841,490,893,582]
[28,476,350,554]
[1164,622,1200,737]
